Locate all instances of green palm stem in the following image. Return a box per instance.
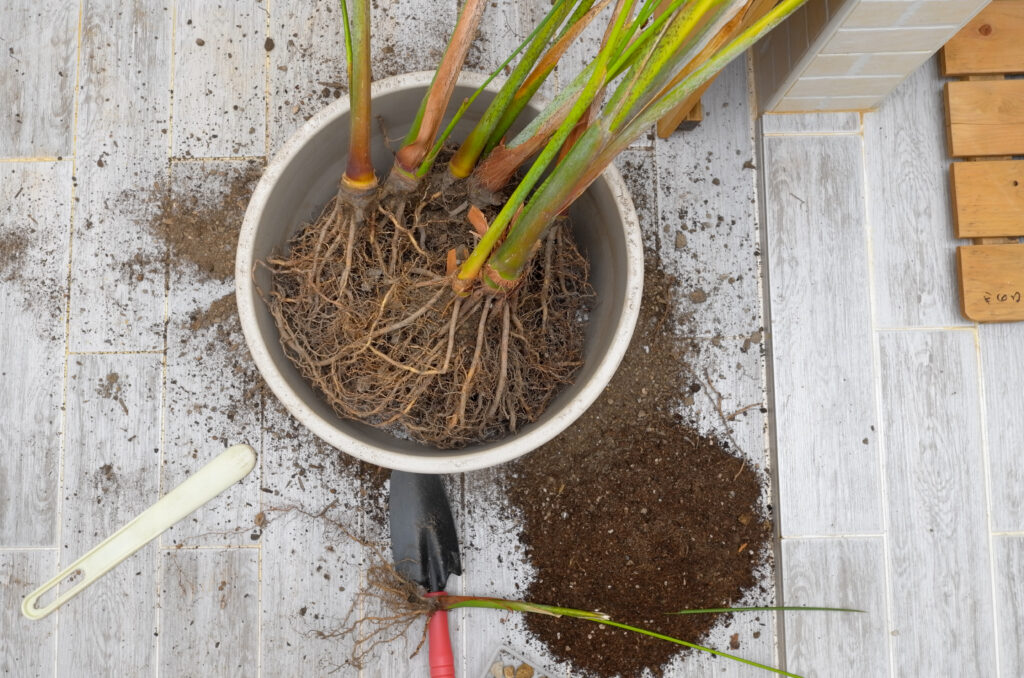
[440,597,856,677]
[413,11,556,179]
[480,0,607,158]
[605,0,736,132]
[649,0,767,112]
[439,595,611,620]
[605,0,693,77]
[388,0,487,185]
[468,0,693,196]
[341,0,376,192]
[468,96,574,195]
[339,0,354,74]
[486,0,807,282]
[596,618,803,678]
[456,0,636,285]
[448,0,580,179]
[485,122,608,281]
[612,0,807,140]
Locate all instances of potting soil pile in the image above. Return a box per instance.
[504,260,772,677]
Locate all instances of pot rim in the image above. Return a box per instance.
[236,70,643,473]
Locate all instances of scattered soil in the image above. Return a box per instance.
[188,292,238,333]
[149,164,263,281]
[95,372,129,415]
[0,222,66,334]
[504,260,772,677]
[143,162,391,501]
[0,231,29,281]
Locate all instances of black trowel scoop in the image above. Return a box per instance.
[389,471,462,677]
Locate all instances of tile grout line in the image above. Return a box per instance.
[875,325,976,333]
[53,4,85,675]
[762,131,862,137]
[860,112,898,678]
[972,326,1003,678]
[263,0,272,162]
[779,533,888,540]
[0,157,68,163]
[169,155,266,163]
[158,544,263,550]
[258,4,271,676]
[154,3,178,675]
[68,349,165,356]
[745,51,785,671]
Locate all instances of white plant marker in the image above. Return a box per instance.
[21,444,258,620]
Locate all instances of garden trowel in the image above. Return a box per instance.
[389,471,462,678]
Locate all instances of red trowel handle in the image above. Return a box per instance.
[426,591,455,678]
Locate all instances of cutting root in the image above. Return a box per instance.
[263,175,591,448]
[318,561,440,668]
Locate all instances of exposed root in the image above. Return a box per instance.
[261,502,438,669]
[264,167,592,448]
[317,561,439,669]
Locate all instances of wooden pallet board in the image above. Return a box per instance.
[946,80,1024,157]
[957,244,1024,322]
[951,160,1024,238]
[942,0,1024,76]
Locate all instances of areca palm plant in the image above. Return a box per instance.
[264,0,806,448]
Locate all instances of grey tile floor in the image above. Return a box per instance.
[0,1,1020,677]
[763,58,1024,677]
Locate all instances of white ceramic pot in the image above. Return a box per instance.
[236,71,643,473]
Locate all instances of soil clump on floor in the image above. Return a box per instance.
[145,162,390,498]
[504,258,772,677]
[150,163,264,281]
[0,231,29,281]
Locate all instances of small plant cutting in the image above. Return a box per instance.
[263,0,807,448]
[332,560,858,677]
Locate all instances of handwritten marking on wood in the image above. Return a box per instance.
[957,244,1024,322]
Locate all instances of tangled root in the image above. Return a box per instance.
[318,561,439,668]
[264,176,591,448]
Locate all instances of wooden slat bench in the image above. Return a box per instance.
[942,0,1024,322]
